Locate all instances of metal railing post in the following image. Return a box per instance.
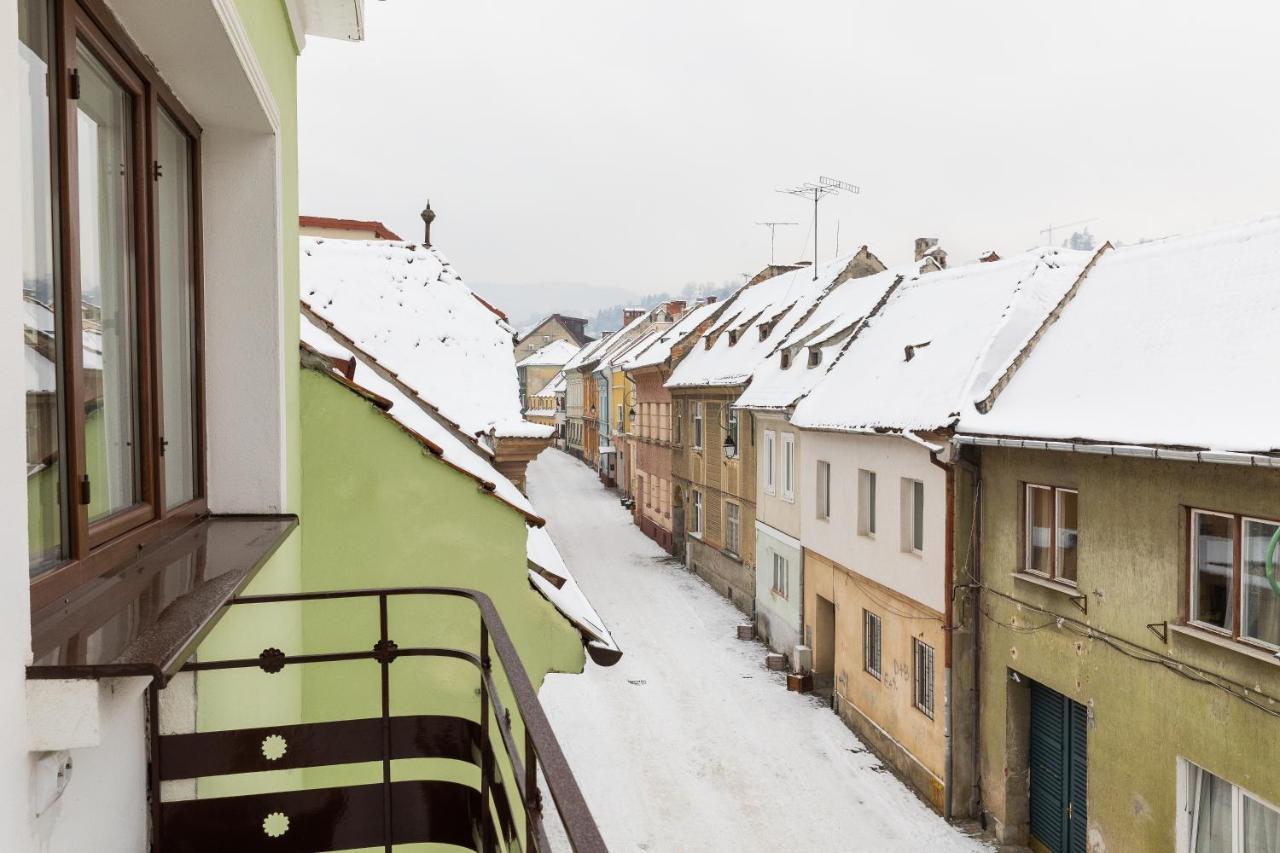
[378,593,393,853]
[479,622,494,853]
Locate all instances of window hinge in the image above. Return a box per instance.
[160,437,169,456]
[79,474,91,505]
[69,68,80,100]
[153,161,163,180]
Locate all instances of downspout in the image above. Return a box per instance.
[953,449,983,825]
[929,450,956,821]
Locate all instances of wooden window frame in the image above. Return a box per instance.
[858,469,877,536]
[771,551,788,599]
[763,429,776,495]
[692,401,703,450]
[1022,483,1078,586]
[816,460,831,521]
[862,610,881,679]
[28,0,206,611]
[724,500,739,556]
[1186,507,1280,651]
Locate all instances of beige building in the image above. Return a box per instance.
[515,314,593,362]
[300,214,404,241]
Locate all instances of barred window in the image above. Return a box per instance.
[913,638,935,718]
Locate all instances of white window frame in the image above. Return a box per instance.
[725,501,740,556]
[912,638,935,719]
[763,429,776,495]
[781,432,795,502]
[692,401,704,450]
[816,460,831,520]
[771,551,789,598]
[1177,758,1280,853]
[858,469,877,536]
[690,489,703,538]
[863,610,882,679]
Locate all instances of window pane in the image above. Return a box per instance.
[1244,794,1280,852]
[156,110,197,509]
[1027,486,1053,574]
[20,0,63,574]
[868,471,876,533]
[1057,490,1079,583]
[1191,766,1233,853]
[1194,513,1235,631]
[77,43,141,522]
[1243,520,1280,647]
[912,480,925,551]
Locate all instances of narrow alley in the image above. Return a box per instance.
[529,450,991,853]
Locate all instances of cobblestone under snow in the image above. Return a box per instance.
[530,449,991,853]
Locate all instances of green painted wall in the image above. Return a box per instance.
[976,447,1280,850]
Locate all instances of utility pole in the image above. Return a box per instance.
[778,176,859,280]
[756,221,798,265]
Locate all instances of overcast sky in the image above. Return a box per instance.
[299,0,1280,301]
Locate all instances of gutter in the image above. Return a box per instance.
[955,434,1280,468]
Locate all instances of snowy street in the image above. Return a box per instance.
[529,449,991,853]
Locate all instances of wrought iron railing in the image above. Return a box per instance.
[150,587,606,853]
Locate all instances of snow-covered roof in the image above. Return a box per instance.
[301,237,550,440]
[791,247,1094,436]
[666,256,865,390]
[960,217,1280,455]
[619,301,722,371]
[531,371,567,399]
[591,310,657,373]
[300,312,541,522]
[527,526,620,663]
[562,334,615,373]
[517,338,580,368]
[735,261,919,411]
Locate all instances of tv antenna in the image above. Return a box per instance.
[779,176,860,279]
[1040,217,1097,247]
[756,221,798,265]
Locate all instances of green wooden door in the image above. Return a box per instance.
[1029,681,1088,853]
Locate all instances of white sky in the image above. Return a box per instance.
[299,0,1280,296]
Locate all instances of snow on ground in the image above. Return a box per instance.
[528,450,991,853]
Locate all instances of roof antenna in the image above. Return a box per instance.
[756,222,798,265]
[779,176,859,280]
[1040,216,1095,248]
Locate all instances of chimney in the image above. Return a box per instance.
[420,201,436,247]
[664,300,687,320]
[623,308,645,325]
[914,237,948,272]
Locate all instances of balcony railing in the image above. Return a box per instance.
[150,587,606,853]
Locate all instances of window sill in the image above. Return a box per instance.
[1170,624,1280,666]
[27,514,297,682]
[1012,571,1087,612]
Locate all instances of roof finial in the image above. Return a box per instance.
[420,200,436,247]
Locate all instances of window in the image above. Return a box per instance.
[903,479,925,553]
[690,490,703,537]
[1180,760,1280,852]
[1024,485,1079,584]
[858,469,877,535]
[781,432,795,501]
[863,611,882,678]
[807,348,821,368]
[20,0,205,599]
[816,460,831,520]
[913,638,935,718]
[725,502,740,555]
[1190,509,1280,649]
[674,401,682,444]
[727,407,739,456]
[771,552,789,598]
[692,401,703,450]
[780,349,792,369]
[616,402,623,431]
[763,430,776,494]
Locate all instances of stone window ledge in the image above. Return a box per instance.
[1169,623,1280,668]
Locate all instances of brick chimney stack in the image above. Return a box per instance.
[665,300,687,319]
[420,201,436,248]
[622,308,645,325]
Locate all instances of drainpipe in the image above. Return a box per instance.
[952,449,983,824]
[928,450,956,821]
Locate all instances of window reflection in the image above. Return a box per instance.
[20,0,63,574]
[1243,519,1280,648]
[1193,512,1234,632]
[76,43,141,522]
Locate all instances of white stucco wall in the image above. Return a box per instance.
[754,521,803,658]
[798,430,947,612]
